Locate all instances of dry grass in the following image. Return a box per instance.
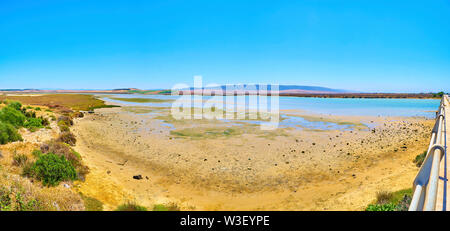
[0,94,118,111]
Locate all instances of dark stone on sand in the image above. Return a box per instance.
[133,175,143,180]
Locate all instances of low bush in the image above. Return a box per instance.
[40,141,81,167]
[24,110,36,118]
[24,117,44,131]
[7,101,22,111]
[57,132,77,146]
[366,203,397,211]
[375,191,393,204]
[0,106,26,127]
[57,116,73,127]
[0,121,22,144]
[116,202,147,211]
[72,111,84,118]
[366,188,413,211]
[59,125,70,132]
[12,153,28,167]
[414,151,427,167]
[25,153,77,186]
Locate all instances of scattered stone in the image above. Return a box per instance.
[63,184,70,188]
[133,175,143,180]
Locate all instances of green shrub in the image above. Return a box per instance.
[0,106,26,127]
[25,153,77,187]
[24,117,44,131]
[40,141,82,168]
[116,202,147,211]
[7,101,22,111]
[34,107,41,111]
[414,151,427,167]
[0,121,22,144]
[366,203,397,211]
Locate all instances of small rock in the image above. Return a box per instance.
[0,150,2,158]
[63,184,70,188]
[133,175,143,180]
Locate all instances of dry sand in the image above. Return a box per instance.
[71,106,433,211]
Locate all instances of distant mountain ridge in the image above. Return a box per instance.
[0,85,351,95]
[185,84,350,94]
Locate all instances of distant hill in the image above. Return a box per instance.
[184,84,350,94]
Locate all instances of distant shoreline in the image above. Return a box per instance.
[0,90,442,99]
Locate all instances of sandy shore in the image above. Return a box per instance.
[71,106,433,211]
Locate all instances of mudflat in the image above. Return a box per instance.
[72,106,433,211]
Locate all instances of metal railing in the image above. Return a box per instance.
[409,95,447,211]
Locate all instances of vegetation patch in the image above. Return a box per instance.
[0,94,119,111]
[24,153,77,187]
[365,188,412,211]
[80,193,103,211]
[115,202,147,211]
[414,150,427,167]
[0,121,22,144]
[153,203,180,211]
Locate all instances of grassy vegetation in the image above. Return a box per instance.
[365,188,413,211]
[0,186,41,211]
[414,150,427,167]
[0,94,119,111]
[115,202,147,211]
[109,97,173,103]
[153,203,180,211]
[80,193,103,211]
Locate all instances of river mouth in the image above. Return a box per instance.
[72,96,435,210]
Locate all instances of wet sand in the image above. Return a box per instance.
[72,106,433,211]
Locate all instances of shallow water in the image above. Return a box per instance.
[101,94,439,132]
[103,94,440,118]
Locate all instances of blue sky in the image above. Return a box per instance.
[0,0,449,92]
